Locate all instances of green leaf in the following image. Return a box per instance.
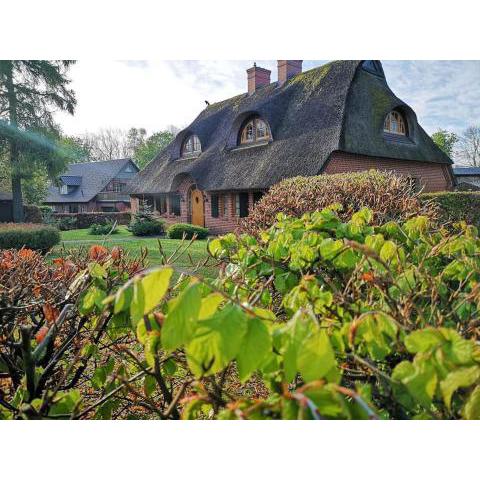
[281,310,315,382]
[88,262,107,279]
[79,286,106,315]
[198,292,224,320]
[91,367,107,389]
[379,240,397,263]
[350,207,373,226]
[440,366,480,409]
[404,328,444,354]
[236,317,272,382]
[297,329,337,383]
[114,284,133,314]
[144,375,157,397]
[162,282,202,351]
[186,305,248,378]
[401,358,438,408]
[130,268,173,325]
[319,238,343,260]
[463,386,480,419]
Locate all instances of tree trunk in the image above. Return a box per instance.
[4,61,24,222]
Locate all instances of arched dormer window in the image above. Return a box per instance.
[181,135,201,158]
[239,116,271,145]
[384,110,407,136]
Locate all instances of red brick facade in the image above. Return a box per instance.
[131,151,453,236]
[324,151,454,192]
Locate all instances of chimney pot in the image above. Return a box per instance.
[277,60,303,85]
[247,64,271,95]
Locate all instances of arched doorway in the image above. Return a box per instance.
[190,187,204,227]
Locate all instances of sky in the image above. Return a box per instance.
[56,60,480,137]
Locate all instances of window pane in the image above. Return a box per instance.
[239,192,249,218]
[256,119,267,139]
[193,136,201,152]
[211,194,219,218]
[170,195,181,216]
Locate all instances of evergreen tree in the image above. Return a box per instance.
[0,61,76,221]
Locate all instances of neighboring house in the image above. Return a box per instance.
[129,60,454,235]
[0,192,13,222]
[452,167,480,190]
[45,158,139,213]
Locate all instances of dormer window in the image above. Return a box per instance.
[60,184,68,195]
[181,135,201,158]
[384,110,407,136]
[239,116,270,145]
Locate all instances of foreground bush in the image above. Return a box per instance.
[89,222,118,235]
[167,223,209,240]
[241,170,438,235]
[0,223,60,251]
[2,207,480,420]
[422,191,480,226]
[0,246,145,420]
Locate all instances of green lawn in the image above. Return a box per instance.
[53,226,218,279]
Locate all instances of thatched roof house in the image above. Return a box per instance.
[130,60,454,234]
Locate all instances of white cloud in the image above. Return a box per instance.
[56,60,480,137]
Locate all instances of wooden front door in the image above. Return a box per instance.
[190,188,204,227]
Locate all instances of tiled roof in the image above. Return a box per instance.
[453,167,480,176]
[46,158,137,203]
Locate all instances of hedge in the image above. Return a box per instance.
[52,211,131,229]
[241,170,437,235]
[24,205,43,224]
[167,223,209,240]
[129,218,165,236]
[89,222,119,235]
[0,223,60,251]
[421,191,480,226]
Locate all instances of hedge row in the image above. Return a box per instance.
[52,212,131,229]
[24,205,43,224]
[241,170,437,235]
[421,191,480,226]
[167,223,209,239]
[0,223,60,251]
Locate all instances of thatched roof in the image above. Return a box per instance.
[46,158,138,203]
[129,60,452,195]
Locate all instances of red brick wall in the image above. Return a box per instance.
[324,151,453,192]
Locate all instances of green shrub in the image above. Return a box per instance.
[23,205,43,224]
[129,218,164,236]
[167,223,209,240]
[241,170,438,235]
[129,200,164,236]
[421,191,480,226]
[89,222,118,235]
[55,216,78,231]
[52,212,131,229]
[3,207,480,420]
[0,223,60,251]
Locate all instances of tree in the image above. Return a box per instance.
[0,61,76,221]
[431,129,458,158]
[134,130,174,169]
[81,128,133,161]
[458,126,480,166]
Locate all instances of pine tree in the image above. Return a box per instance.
[0,61,76,222]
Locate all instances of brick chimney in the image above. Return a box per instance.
[277,60,303,84]
[247,63,271,95]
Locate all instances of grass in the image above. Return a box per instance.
[52,226,218,279]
